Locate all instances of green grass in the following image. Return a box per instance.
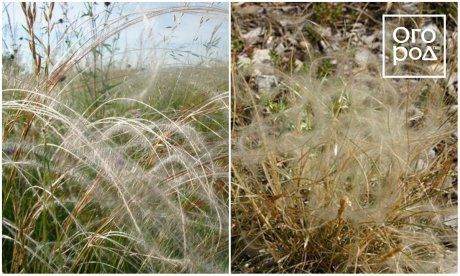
[2,3,228,273]
[2,66,229,273]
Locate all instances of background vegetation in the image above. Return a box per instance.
[2,2,228,273]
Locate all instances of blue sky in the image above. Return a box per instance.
[2,2,228,69]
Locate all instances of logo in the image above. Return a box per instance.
[382,15,446,78]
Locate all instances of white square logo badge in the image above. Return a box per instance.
[382,15,446,78]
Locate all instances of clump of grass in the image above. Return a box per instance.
[311,3,345,26]
[231,33,244,54]
[2,3,228,273]
[231,53,457,273]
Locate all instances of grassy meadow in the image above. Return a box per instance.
[2,2,228,273]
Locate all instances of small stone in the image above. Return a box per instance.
[256,75,279,90]
[285,33,299,46]
[237,55,251,68]
[371,41,382,50]
[294,59,304,72]
[317,26,332,37]
[351,23,365,36]
[266,36,276,49]
[362,33,376,45]
[275,43,285,55]
[253,66,276,76]
[355,48,375,67]
[242,27,263,45]
[421,23,442,44]
[252,49,271,65]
